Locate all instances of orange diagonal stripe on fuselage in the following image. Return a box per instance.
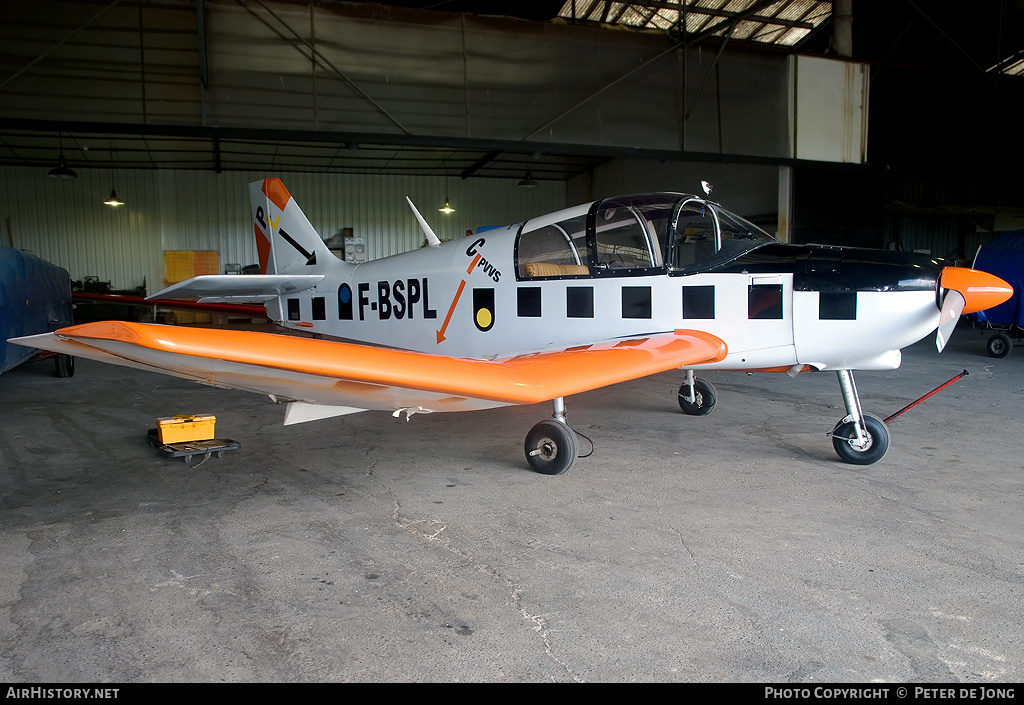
[437,279,466,343]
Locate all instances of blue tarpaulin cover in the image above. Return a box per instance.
[0,246,74,374]
[969,230,1024,327]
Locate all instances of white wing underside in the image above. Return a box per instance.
[14,332,511,421]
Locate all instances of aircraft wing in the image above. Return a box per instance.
[149,274,325,303]
[11,322,727,421]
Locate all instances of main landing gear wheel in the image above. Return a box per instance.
[678,378,716,416]
[831,413,890,465]
[524,420,578,475]
[54,353,74,378]
[987,333,1012,358]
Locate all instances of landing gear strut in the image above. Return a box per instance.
[830,370,890,465]
[524,397,579,475]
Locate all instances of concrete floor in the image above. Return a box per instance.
[1,326,1022,683]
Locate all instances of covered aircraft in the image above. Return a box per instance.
[1,246,74,377]
[12,179,1012,473]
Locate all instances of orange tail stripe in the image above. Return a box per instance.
[261,178,292,212]
[254,224,272,274]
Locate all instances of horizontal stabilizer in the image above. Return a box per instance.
[198,295,277,304]
[150,274,324,301]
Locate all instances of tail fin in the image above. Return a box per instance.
[250,178,335,275]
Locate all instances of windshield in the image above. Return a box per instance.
[670,198,775,273]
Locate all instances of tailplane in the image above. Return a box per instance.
[250,178,336,275]
[149,178,334,302]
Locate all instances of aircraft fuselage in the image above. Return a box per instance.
[267,195,944,373]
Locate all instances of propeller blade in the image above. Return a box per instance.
[936,289,965,352]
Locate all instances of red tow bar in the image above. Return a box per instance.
[883,370,969,425]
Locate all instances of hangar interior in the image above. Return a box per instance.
[2,0,1022,292]
[5,1,1024,684]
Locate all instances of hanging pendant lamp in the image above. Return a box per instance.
[518,168,539,189]
[48,133,77,179]
[103,148,124,206]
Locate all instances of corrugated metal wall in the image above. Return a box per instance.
[884,216,959,258]
[883,167,1005,262]
[884,215,1001,264]
[0,167,566,291]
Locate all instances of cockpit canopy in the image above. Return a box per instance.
[515,193,775,279]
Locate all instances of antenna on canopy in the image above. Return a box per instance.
[701,180,713,196]
[405,196,442,248]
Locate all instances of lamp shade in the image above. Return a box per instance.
[48,153,77,179]
[103,189,124,206]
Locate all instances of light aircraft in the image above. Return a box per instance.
[12,179,1012,474]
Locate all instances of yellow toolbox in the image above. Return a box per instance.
[155,414,216,444]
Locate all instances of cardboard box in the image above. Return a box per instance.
[156,414,216,444]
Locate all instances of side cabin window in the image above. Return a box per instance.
[516,214,589,279]
[593,199,665,274]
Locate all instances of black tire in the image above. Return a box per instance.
[524,420,578,475]
[831,413,890,465]
[678,378,716,416]
[54,353,75,378]
[987,333,1012,358]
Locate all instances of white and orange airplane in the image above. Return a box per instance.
[12,178,1013,474]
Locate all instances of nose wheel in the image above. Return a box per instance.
[830,370,890,465]
[831,413,889,465]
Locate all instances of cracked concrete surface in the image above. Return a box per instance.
[0,328,1022,682]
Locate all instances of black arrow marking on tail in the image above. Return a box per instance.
[279,228,317,266]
